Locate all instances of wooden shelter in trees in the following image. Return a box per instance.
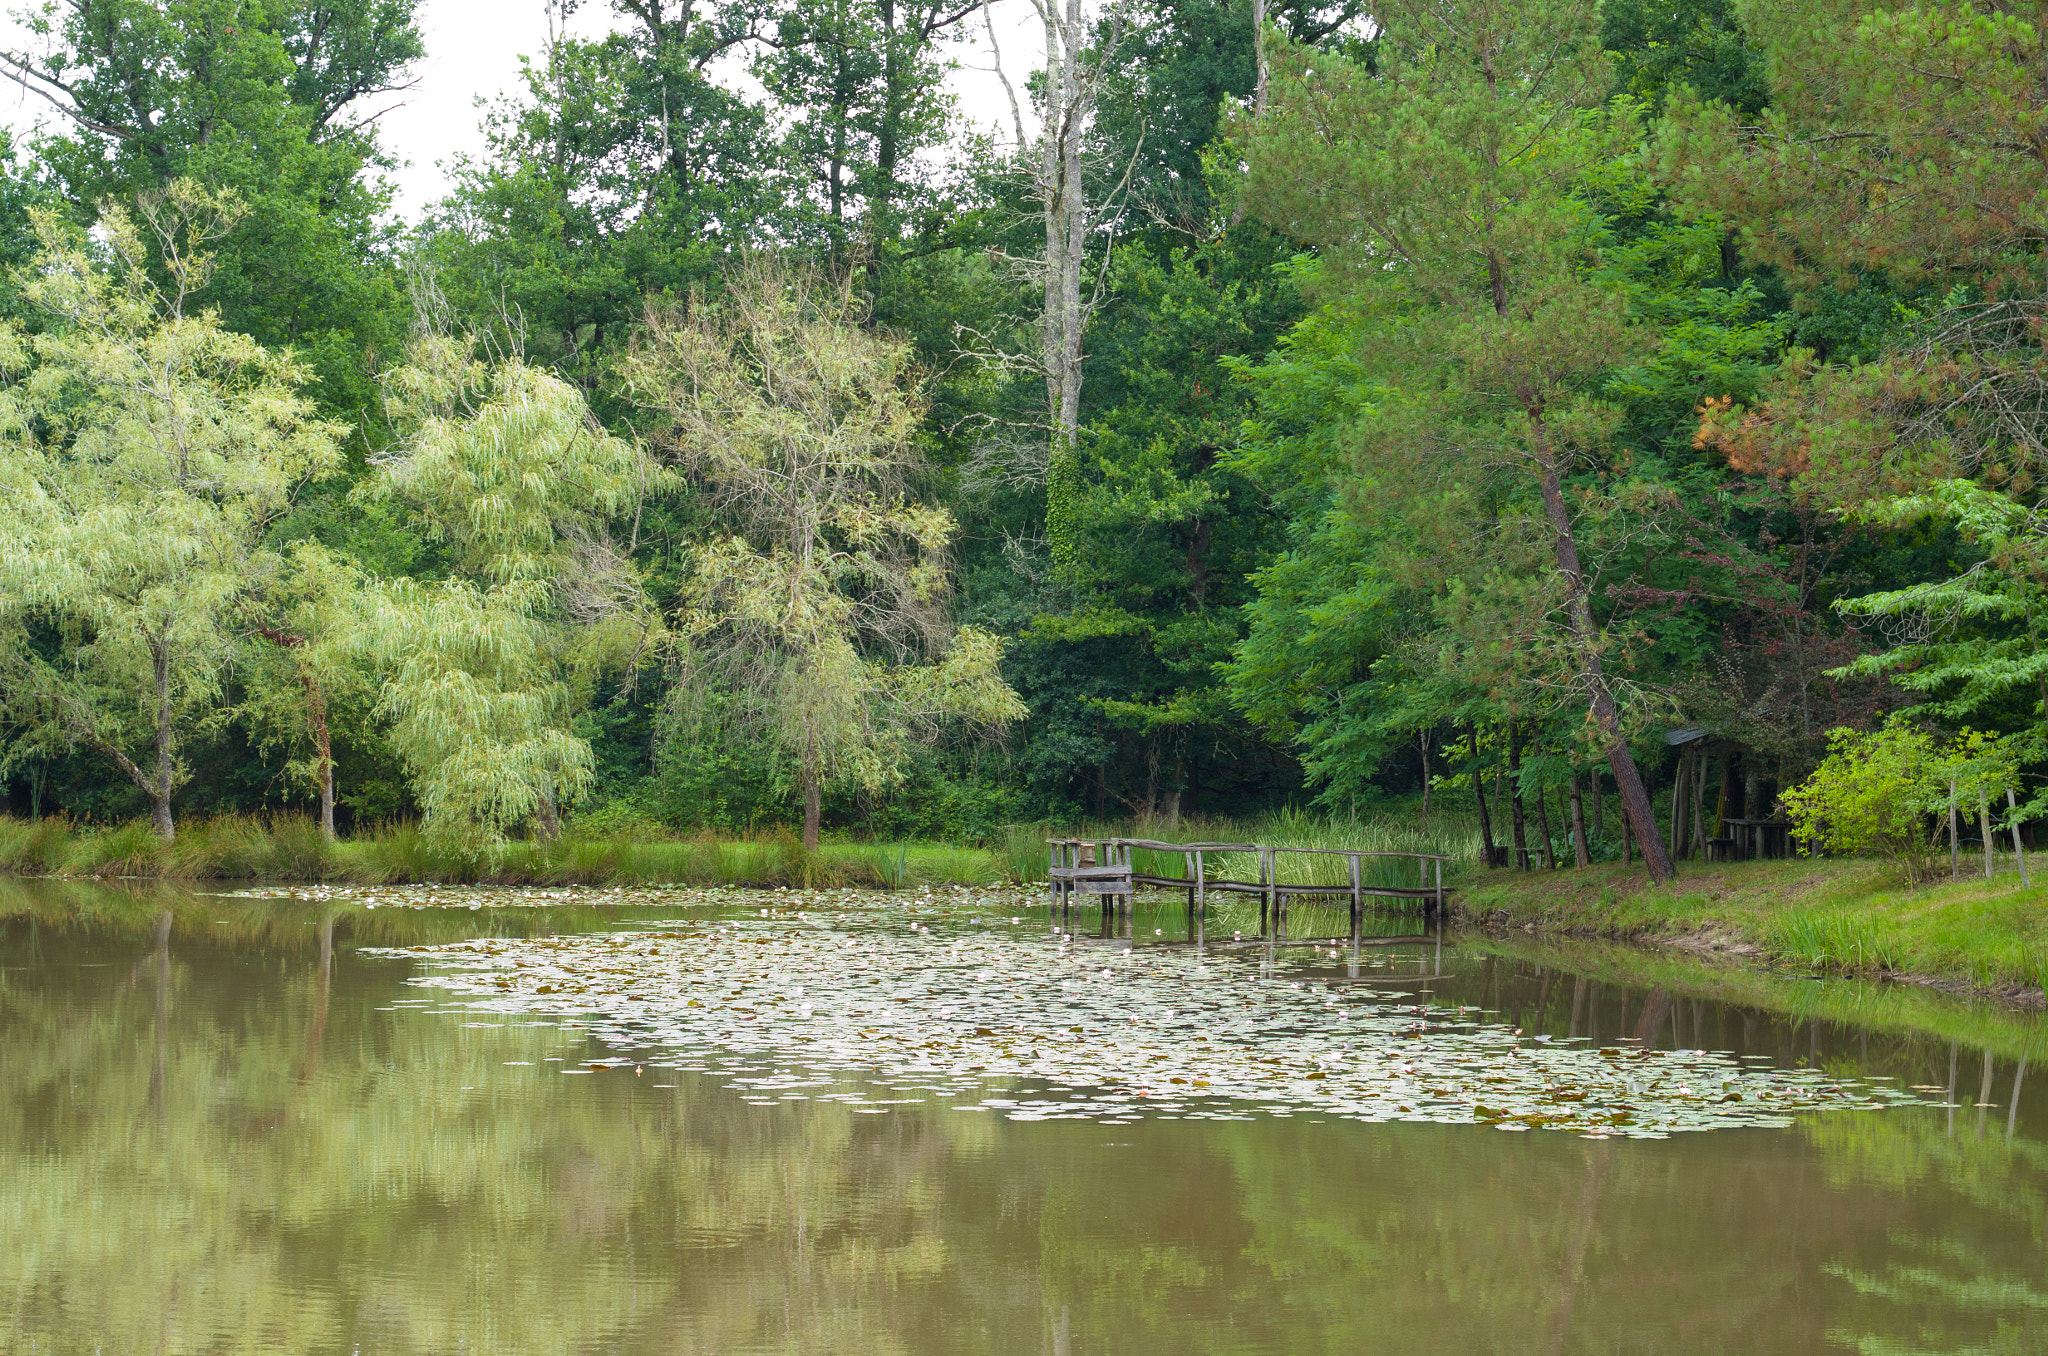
[1045,837,1453,944]
[1665,727,1791,861]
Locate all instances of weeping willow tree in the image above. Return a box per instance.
[238,541,377,842]
[363,336,658,854]
[0,184,342,838]
[626,262,1026,850]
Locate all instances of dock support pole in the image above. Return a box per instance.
[1348,853,1361,948]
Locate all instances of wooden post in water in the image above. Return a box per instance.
[1195,848,1208,945]
[1260,847,1274,939]
[1348,852,1362,946]
[1044,841,1055,923]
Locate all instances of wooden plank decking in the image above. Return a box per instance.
[1045,835,1456,944]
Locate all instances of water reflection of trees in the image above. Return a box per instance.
[1806,1063,2048,1356]
[5,884,2048,1353]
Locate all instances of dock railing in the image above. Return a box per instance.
[1045,835,1455,943]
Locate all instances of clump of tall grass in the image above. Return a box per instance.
[994,823,1051,885]
[0,813,348,880]
[907,845,1003,887]
[1764,908,1901,975]
[0,815,77,874]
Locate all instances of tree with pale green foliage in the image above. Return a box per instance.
[240,540,377,842]
[0,183,342,838]
[1783,721,2017,883]
[626,262,1026,850]
[362,334,661,854]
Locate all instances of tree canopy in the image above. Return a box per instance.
[3,0,2044,858]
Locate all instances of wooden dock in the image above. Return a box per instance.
[1045,836,1455,944]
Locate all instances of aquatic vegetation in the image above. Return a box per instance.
[369,888,1925,1139]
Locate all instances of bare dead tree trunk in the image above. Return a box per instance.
[1252,0,1268,113]
[984,0,1124,565]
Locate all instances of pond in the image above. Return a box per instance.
[2,877,2044,1354]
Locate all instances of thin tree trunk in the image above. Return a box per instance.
[2009,787,2030,887]
[1535,777,1557,870]
[1418,729,1431,826]
[1692,751,1709,859]
[149,635,175,839]
[256,625,336,841]
[1950,779,1961,880]
[1717,746,1741,837]
[301,667,335,843]
[1568,773,1591,867]
[1526,429,1673,881]
[1508,724,1529,871]
[1981,799,1994,879]
[535,787,562,843]
[1469,725,1497,866]
[803,771,823,853]
[1592,767,1603,841]
[1670,746,1691,860]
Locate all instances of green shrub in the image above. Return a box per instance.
[1782,721,2012,883]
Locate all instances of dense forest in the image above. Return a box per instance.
[0,0,2040,865]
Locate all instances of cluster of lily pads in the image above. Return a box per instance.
[367,890,1926,1138]
[224,882,1041,910]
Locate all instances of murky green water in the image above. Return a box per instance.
[4,878,2046,1354]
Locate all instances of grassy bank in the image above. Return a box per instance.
[1461,857,2048,1004]
[0,808,1481,890]
[0,814,1013,889]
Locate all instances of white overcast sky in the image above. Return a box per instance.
[0,0,1043,220]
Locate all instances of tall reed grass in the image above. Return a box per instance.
[995,806,1483,886]
[0,814,1014,889]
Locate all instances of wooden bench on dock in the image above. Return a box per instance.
[1046,836,1456,943]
